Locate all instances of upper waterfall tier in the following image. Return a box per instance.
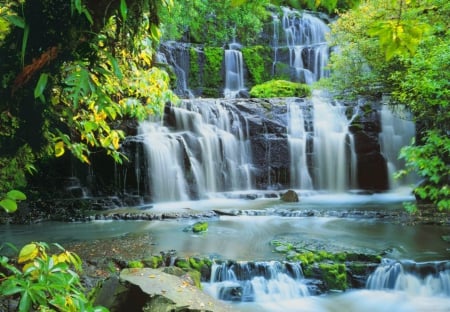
[158,9,330,98]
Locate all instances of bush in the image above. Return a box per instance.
[249,80,311,98]
[0,242,108,312]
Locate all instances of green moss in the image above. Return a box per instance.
[242,46,273,85]
[192,221,208,233]
[203,47,223,94]
[127,260,144,268]
[174,258,190,269]
[142,255,163,269]
[250,80,311,98]
[189,47,201,89]
[319,263,348,291]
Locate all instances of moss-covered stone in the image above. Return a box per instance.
[249,80,311,98]
[174,257,190,269]
[319,263,348,291]
[142,255,163,269]
[127,260,144,268]
[192,221,208,233]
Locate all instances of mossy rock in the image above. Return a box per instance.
[192,221,208,233]
[127,260,144,268]
[319,263,348,291]
[249,79,311,98]
[142,255,163,269]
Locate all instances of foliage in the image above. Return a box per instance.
[0,189,26,213]
[0,242,108,312]
[242,46,273,85]
[159,0,271,46]
[396,131,449,212]
[202,47,224,97]
[0,0,177,193]
[325,0,449,211]
[250,79,311,98]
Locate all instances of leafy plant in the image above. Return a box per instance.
[396,130,450,212]
[0,242,108,312]
[250,79,311,98]
[0,189,26,213]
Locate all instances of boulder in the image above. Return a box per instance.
[281,189,299,202]
[95,268,235,312]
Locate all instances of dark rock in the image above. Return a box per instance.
[281,189,299,202]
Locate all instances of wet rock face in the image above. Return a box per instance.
[24,97,391,208]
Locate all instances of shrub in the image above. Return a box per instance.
[0,242,108,312]
[249,80,311,98]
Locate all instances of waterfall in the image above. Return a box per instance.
[272,8,330,84]
[312,91,357,191]
[204,261,309,302]
[138,99,253,202]
[379,102,416,189]
[367,259,450,296]
[287,98,313,189]
[224,43,246,98]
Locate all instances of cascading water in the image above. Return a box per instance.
[379,101,416,189]
[138,99,253,202]
[224,42,246,98]
[272,8,330,84]
[312,91,358,191]
[203,261,309,303]
[287,98,313,190]
[367,259,450,296]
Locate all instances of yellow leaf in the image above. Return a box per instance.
[55,141,65,157]
[81,154,91,164]
[18,243,39,263]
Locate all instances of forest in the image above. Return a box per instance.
[0,0,449,310]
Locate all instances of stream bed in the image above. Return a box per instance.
[2,191,450,311]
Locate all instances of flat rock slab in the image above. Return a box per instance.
[120,268,236,312]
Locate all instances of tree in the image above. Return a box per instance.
[0,0,176,196]
[325,0,449,211]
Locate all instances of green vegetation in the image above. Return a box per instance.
[324,0,449,211]
[159,0,271,46]
[319,263,347,290]
[203,47,224,97]
[192,221,209,233]
[0,242,107,311]
[242,46,273,85]
[271,239,382,291]
[0,0,176,198]
[250,80,311,98]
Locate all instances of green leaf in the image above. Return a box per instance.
[34,73,49,100]
[84,121,99,132]
[120,0,128,22]
[18,291,32,312]
[21,24,29,67]
[0,198,18,213]
[7,190,26,201]
[4,14,25,28]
